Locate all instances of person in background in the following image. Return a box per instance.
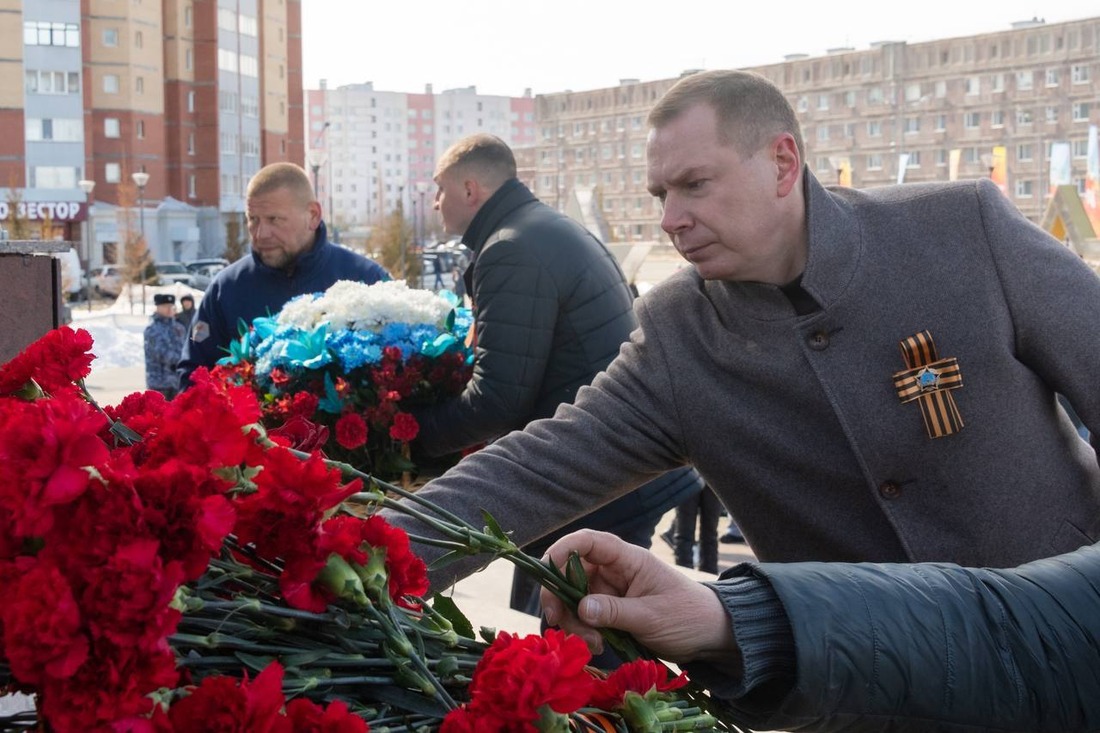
[177,163,388,388]
[175,293,197,333]
[381,69,1100,597]
[540,529,1100,733]
[414,133,703,623]
[719,516,745,544]
[144,293,187,400]
[661,485,724,574]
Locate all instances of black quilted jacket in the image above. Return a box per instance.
[415,179,702,547]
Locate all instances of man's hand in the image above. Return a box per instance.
[540,529,737,663]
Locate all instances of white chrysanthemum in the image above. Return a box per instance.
[275,280,453,332]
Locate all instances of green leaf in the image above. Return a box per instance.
[282,648,335,668]
[566,552,589,596]
[480,509,511,542]
[234,652,276,673]
[431,594,474,639]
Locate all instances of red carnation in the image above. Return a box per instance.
[0,326,95,397]
[388,412,419,442]
[166,662,290,733]
[335,412,368,450]
[269,415,330,453]
[455,629,594,730]
[284,698,369,732]
[588,659,689,710]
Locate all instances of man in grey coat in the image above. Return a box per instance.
[415,133,703,617]
[384,70,1100,595]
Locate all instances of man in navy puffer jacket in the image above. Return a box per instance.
[178,163,388,389]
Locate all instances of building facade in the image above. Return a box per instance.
[533,16,1100,243]
[305,82,536,247]
[0,0,302,270]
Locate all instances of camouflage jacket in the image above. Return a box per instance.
[144,314,187,391]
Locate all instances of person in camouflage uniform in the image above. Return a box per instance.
[144,293,187,399]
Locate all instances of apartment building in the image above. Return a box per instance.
[534,16,1100,242]
[0,0,302,268]
[305,82,535,246]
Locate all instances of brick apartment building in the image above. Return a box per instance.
[532,16,1100,243]
[0,0,303,269]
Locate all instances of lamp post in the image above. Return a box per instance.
[131,171,150,314]
[77,179,95,311]
[309,121,331,202]
[397,184,406,282]
[415,181,429,250]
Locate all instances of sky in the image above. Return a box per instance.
[301,0,1100,98]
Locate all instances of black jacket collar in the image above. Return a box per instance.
[461,178,536,256]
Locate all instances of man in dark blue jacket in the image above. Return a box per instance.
[178,163,388,388]
[416,133,704,621]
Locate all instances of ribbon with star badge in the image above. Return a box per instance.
[892,330,964,439]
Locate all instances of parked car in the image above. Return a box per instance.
[154,261,195,287]
[92,265,123,297]
[185,262,225,291]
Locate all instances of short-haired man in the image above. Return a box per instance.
[416,133,704,618]
[386,71,1100,598]
[144,293,187,399]
[178,163,388,387]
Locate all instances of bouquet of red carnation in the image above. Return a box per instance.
[209,280,474,483]
[0,327,728,732]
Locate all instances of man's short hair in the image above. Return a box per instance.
[648,70,805,162]
[180,295,194,304]
[246,162,315,205]
[435,134,516,190]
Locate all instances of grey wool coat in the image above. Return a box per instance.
[385,170,1100,590]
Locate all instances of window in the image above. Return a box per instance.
[185,49,192,71]
[1073,139,1089,157]
[103,74,120,93]
[217,49,237,72]
[1046,68,1060,86]
[187,133,195,155]
[188,175,196,198]
[1017,143,1033,161]
[136,120,145,139]
[965,76,980,95]
[25,118,82,142]
[844,90,857,107]
[904,117,920,134]
[907,152,921,167]
[1072,64,1090,84]
[24,70,80,95]
[1046,106,1059,124]
[134,30,143,49]
[991,73,1005,92]
[135,76,144,94]
[991,110,1005,128]
[23,21,80,47]
[187,91,195,113]
[239,54,258,77]
[934,114,947,131]
[817,94,829,110]
[1016,70,1033,90]
[867,120,882,137]
[964,147,980,164]
[1017,108,1033,126]
[105,163,121,183]
[1015,180,1033,198]
[33,166,78,188]
[964,112,981,129]
[905,83,922,102]
[103,28,118,47]
[934,80,947,98]
[867,87,884,104]
[238,15,258,36]
[104,118,120,138]
[935,149,948,166]
[1073,102,1090,122]
[867,153,883,170]
[184,5,192,27]
[816,126,829,142]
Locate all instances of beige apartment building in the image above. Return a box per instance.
[533,16,1100,243]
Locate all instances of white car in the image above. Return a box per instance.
[92,264,123,296]
[154,261,195,287]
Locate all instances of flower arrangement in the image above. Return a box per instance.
[0,327,731,732]
[209,280,476,482]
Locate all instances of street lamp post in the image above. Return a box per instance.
[397,185,406,282]
[77,179,95,311]
[132,171,150,314]
[415,181,429,249]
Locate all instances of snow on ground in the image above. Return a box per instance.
[71,283,203,371]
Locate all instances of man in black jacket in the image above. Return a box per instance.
[416,133,703,617]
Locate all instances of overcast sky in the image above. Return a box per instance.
[300,1,1099,97]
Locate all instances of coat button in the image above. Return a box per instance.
[807,331,830,351]
[879,481,901,499]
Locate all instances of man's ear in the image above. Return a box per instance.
[307,201,323,229]
[773,134,801,197]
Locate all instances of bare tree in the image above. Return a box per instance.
[369,208,420,283]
